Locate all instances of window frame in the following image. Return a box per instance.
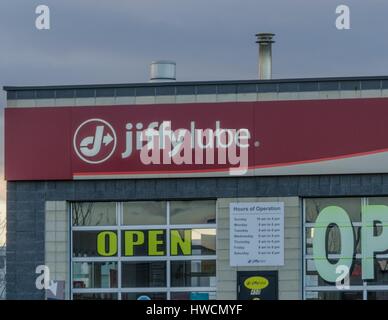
[70,201,217,300]
[303,197,388,300]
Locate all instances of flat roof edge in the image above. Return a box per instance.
[4,75,388,91]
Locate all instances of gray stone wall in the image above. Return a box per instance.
[6,174,388,299]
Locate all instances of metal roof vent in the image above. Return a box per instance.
[149,61,176,82]
[256,33,275,80]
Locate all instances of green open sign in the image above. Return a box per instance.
[96,229,192,257]
[313,205,388,282]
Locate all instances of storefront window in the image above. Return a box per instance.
[73,262,118,288]
[170,201,216,224]
[172,229,216,256]
[305,258,363,287]
[120,230,167,257]
[121,262,167,288]
[73,231,118,257]
[304,197,388,300]
[71,200,216,300]
[73,293,118,300]
[72,202,117,226]
[122,201,166,225]
[305,197,361,223]
[305,291,363,300]
[171,260,216,287]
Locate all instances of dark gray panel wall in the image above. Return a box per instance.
[6,174,388,299]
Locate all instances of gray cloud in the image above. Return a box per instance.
[0,0,388,213]
[0,0,387,85]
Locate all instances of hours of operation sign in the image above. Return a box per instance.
[229,202,284,267]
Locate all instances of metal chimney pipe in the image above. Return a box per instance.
[256,33,275,80]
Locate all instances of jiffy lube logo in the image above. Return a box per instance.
[73,119,117,164]
[73,119,251,175]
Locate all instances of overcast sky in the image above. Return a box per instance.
[0,0,388,240]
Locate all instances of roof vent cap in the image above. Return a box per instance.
[149,61,176,82]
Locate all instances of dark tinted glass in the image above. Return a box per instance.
[237,84,257,93]
[36,90,55,99]
[73,231,118,257]
[171,260,216,287]
[73,293,118,300]
[155,86,175,96]
[122,262,167,287]
[299,82,318,92]
[73,261,118,288]
[96,88,115,97]
[382,80,388,89]
[136,87,155,96]
[197,85,217,94]
[56,89,75,98]
[116,88,135,96]
[278,82,298,92]
[176,86,195,95]
[319,82,339,91]
[7,91,17,100]
[76,89,95,98]
[305,291,363,300]
[361,80,381,90]
[17,90,35,99]
[340,81,360,91]
[258,83,277,92]
[217,85,237,94]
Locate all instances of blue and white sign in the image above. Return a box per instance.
[137,295,151,300]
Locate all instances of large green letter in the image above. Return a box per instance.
[313,206,354,283]
[171,230,192,256]
[148,230,165,256]
[362,205,388,279]
[97,231,117,256]
[124,231,145,256]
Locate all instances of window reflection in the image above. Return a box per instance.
[170,201,216,224]
[73,293,118,300]
[73,262,118,288]
[122,262,166,288]
[72,202,116,226]
[305,198,361,223]
[171,260,216,287]
[73,231,118,257]
[122,202,166,225]
[305,291,363,300]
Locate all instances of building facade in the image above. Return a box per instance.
[4,76,388,300]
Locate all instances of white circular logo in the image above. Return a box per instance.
[73,119,117,164]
